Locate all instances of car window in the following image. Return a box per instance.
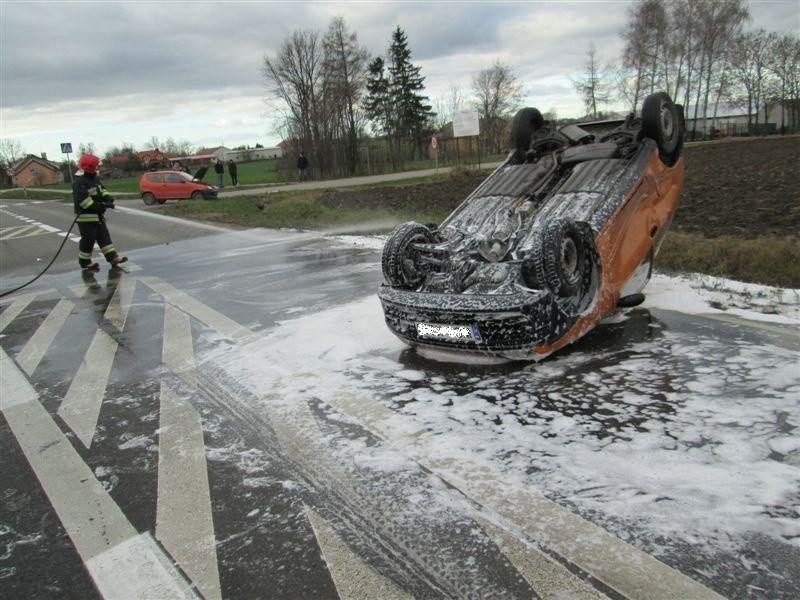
[145,173,162,183]
[165,173,184,183]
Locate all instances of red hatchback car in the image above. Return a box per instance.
[138,166,218,205]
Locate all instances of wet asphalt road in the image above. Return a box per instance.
[1,200,798,599]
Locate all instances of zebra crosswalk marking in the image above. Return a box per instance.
[162,302,197,387]
[140,276,253,343]
[305,505,412,600]
[0,347,198,600]
[156,381,222,600]
[105,277,136,331]
[0,224,49,240]
[1,295,37,333]
[57,327,118,448]
[16,298,73,375]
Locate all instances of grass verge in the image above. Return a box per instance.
[161,190,449,233]
[656,232,800,288]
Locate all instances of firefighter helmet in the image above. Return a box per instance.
[79,154,101,174]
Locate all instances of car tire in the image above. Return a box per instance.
[509,107,544,155]
[382,222,435,290]
[527,218,590,298]
[142,192,156,206]
[642,92,683,165]
[191,191,204,201]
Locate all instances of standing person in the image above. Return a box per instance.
[227,159,238,187]
[73,154,127,270]
[297,152,308,181]
[214,159,224,188]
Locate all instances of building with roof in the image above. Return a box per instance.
[9,155,64,187]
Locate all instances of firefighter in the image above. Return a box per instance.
[73,154,127,270]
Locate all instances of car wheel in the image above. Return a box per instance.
[382,222,435,290]
[509,107,544,156]
[527,218,590,298]
[642,92,683,165]
[191,191,204,201]
[142,192,156,206]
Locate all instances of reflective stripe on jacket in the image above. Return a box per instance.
[73,172,112,222]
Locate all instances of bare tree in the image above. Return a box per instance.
[728,29,776,131]
[323,16,369,175]
[263,29,327,176]
[622,0,670,110]
[432,83,465,131]
[691,0,750,136]
[78,142,96,156]
[162,138,195,156]
[0,138,25,167]
[143,137,161,151]
[768,33,800,132]
[471,60,521,152]
[572,43,611,119]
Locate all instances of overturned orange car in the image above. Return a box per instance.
[378,92,685,361]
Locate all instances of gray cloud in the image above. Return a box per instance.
[1,0,796,158]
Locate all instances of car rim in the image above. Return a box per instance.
[660,103,674,141]
[561,237,579,283]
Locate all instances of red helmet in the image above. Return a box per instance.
[79,154,101,174]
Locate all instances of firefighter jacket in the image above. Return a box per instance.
[73,172,114,223]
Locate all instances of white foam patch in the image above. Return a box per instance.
[196,267,800,576]
[647,273,800,323]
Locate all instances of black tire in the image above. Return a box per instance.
[191,191,204,201]
[526,219,589,298]
[142,192,156,206]
[382,222,435,289]
[156,198,167,205]
[509,107,544,154]
[642,92,683,164]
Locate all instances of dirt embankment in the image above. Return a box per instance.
[319,136,800,239]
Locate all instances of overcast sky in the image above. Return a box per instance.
[1,0,797,161]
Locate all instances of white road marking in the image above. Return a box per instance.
[105,277,136,332]
[15,298,73,375]
[305,505,412,600]
[162,302,197,387]
[57,327,118,448]
[326,390,724,600]
[157,381,222,600]
[0,347,198,599]
[56,230,82,242]
[0,206,80,242]
[141,276,253,343]
[470,511,606,600]
[0,295,35,333]
[0,224,48,240]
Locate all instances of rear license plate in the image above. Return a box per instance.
[417,322,481,343]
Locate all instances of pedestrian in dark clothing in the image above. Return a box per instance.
[297,152,308,181]
[228,159,238,187]
[73,154,127,270]
[214,159,224,188]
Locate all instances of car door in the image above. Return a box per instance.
[163,172,188,199]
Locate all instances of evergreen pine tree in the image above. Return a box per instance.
[364,57,391,136]
[387,26,434,145]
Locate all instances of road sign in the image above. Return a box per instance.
[453,111,480,137]
[430,135,438,150]
[60,142,72,154]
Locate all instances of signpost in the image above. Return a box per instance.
[452,111,480,168]
[452,111,480,137]
[430,135,438,173]
[61,142,74,184]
